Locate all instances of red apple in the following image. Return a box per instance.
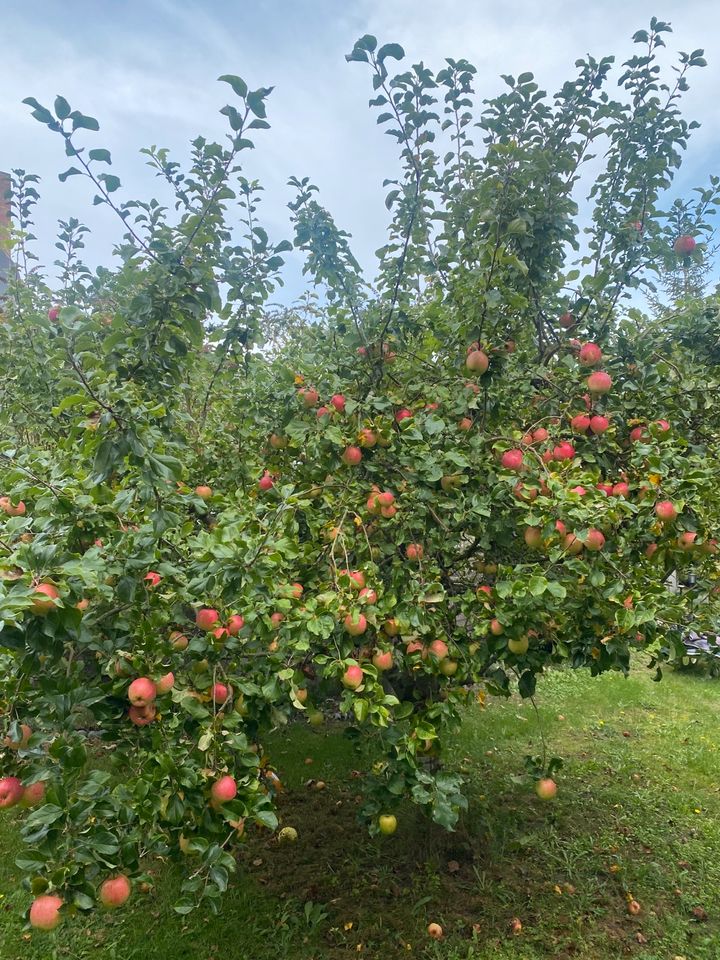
[195,485,212,499]
[570,414,591,433]
[340,569,366,589]
[4,723,32,750]
[342,664,364,689]
[553,441,575,461]
[170,631,188,650]
[129,704,156,726]
[406,543,424,562]
[578,342,602,366]
[429,639,448,660]
[372,650,393,671]
[1,498,26,516]
[144,571,161,588]
[490,619,504,636]
[128,677,157,707]
[587,371,612,394]
[227,614,245,635]
[535,777,557,800]
[269,433,287,449]
[258,471,274,492]
[29,894,63,931]
[156,672,175,695]
[0,776,24,808]
[673,235,696,256]
[466,349,489,374]
[584,528,605,551]
[47,305,61,322]
[589,415,609,434]
[655,500,678,523]
[558,312,575,329]
[458,417,472,431]
[99,875,132,909]
[342,445,362,466]
[501,449,524,471]
[613,482,630,498]
[300,387,319,407]
[330,393,346,413]
[31,583,60,615]
[21,781,46,808]
[212,682,231,703]
[344,613,367,636]
[211,775,237,804]
[359,587,378,605]
[564,533,583,555]
[395,407,413,423]
[359,428,377,447]
[524,527,543,549]
[677,531,697,551]
[196,608,220,631]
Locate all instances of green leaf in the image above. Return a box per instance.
[353,698,369,723]
[73,892,95,911]
[377,43,405,64]
[54,96,72,120]
[89,148,112,164]
[70,111,100,132]
[218,74,248,98]
[58,167,83,183]
[99,174,121,194]
[518,671,537,699]
[23,97,56,126]
[174,898,195,915]
[246,92,268,119]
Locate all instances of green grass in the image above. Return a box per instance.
[3,661,720,959]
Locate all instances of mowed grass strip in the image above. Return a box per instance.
[2,661,720,959]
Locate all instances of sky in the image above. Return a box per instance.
[4,0,720,303]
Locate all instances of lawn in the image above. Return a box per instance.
[2,660,720,959]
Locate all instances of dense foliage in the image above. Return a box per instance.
[1,19,719,927]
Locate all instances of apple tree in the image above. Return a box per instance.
[1,18,719,927]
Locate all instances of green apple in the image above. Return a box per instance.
[378,814,397,835]
[508,635,529,655]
